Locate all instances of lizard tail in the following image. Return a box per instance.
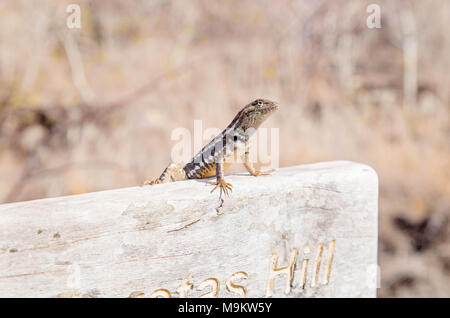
[144,163,186,185]
[143,168,167,185]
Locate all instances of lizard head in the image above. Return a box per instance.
[237,99,279,131]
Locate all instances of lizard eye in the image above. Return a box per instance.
[257,101,263,107]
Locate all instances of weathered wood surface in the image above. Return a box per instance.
[0,161,378,298]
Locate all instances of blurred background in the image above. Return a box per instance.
[0,0,448,297]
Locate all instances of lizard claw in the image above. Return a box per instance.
[252,169,275,176]
[207,179,233,196]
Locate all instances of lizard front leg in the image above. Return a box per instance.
[243,138,274,176]
[207,160,232,196]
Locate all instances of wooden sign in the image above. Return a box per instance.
[0,161,378,297]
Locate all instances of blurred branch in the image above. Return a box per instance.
[400,3,418,110]
[1,54,207,129]
[60,31,96,104]
[67,55,209,126]
[3,133,52,203]
[4,157,135,203]
[1,56,207,203]
[20,7,51,94]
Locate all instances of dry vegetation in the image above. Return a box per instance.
[0,0,449,297]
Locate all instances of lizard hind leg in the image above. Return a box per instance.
[143,178,161,185]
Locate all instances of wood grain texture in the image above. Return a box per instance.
[0,161,378,298]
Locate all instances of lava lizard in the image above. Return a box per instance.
[144,99,279,196]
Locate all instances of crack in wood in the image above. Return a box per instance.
[167,218,201,233]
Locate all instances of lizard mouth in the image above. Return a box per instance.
[262,102,279,113]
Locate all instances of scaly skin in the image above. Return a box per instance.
[144,99,279,196]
